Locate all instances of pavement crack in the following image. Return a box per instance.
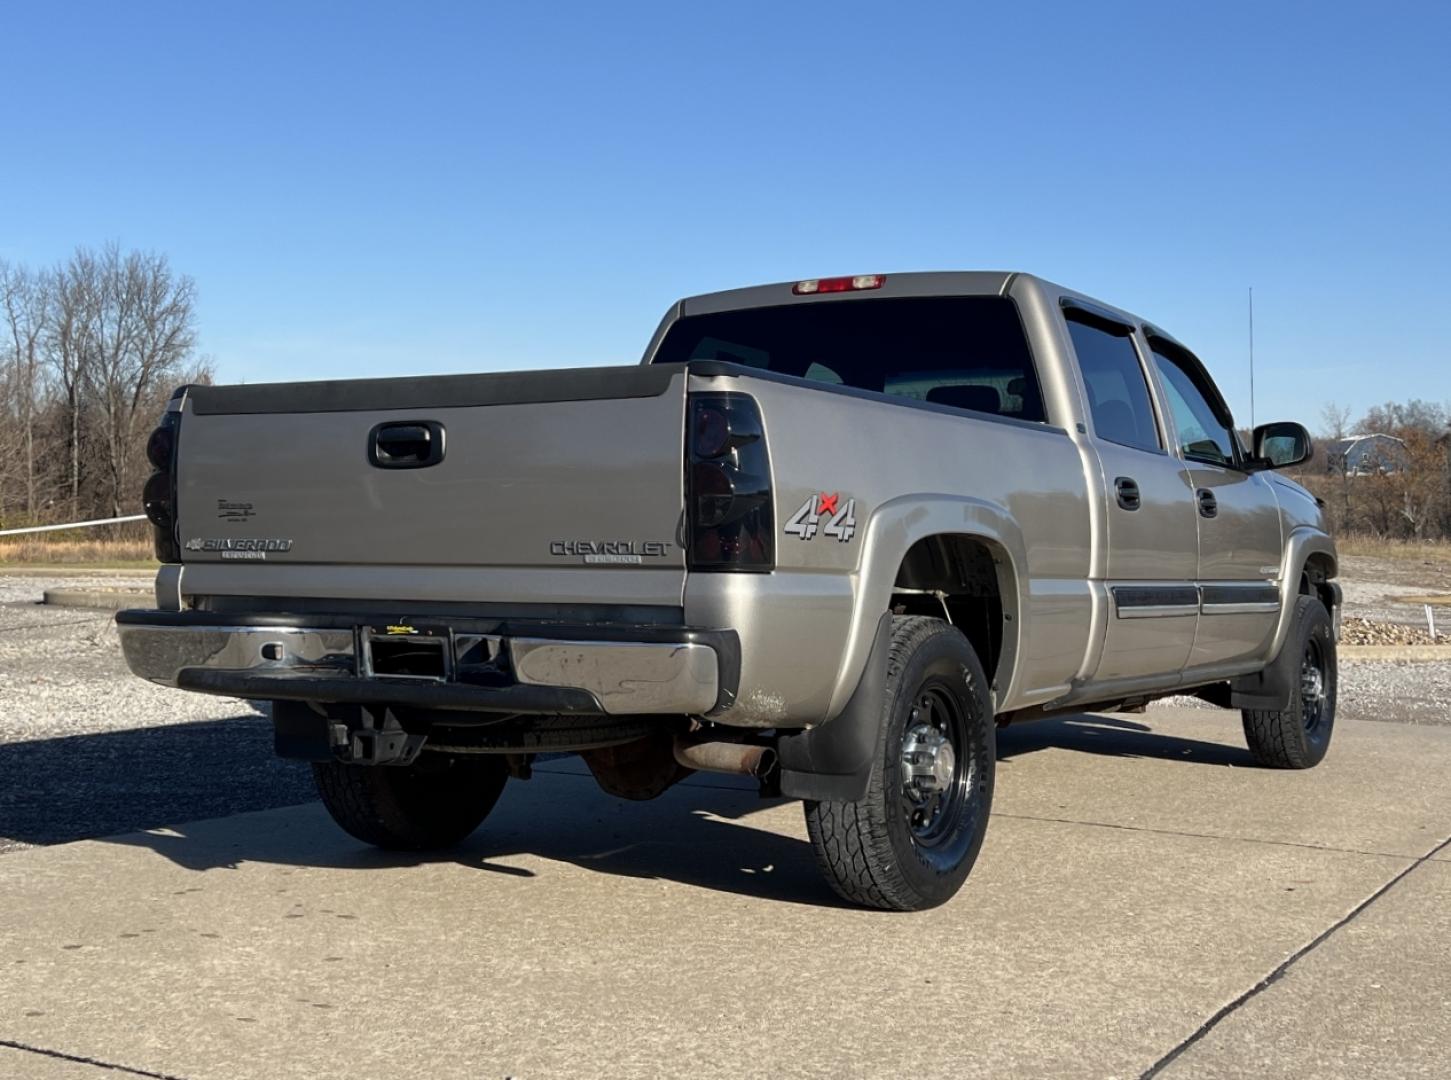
[992,810,1414,860]
[0,1037,190,1079]
[1138,831,1451,1079]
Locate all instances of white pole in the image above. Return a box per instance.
[0,514,147,537]
[1426,604,1437,642]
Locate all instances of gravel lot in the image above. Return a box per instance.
[0,574,313,855]
[1339,552,1451,625]
[1,568,1448,858]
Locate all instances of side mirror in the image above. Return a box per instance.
[1252,421,1313,470]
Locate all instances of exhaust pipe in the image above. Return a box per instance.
[673,734,777,778]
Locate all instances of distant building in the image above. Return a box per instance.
[1324,433,1407,476]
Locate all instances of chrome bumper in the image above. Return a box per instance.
[116,613,725,716]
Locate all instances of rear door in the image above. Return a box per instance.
[1065,308,1199,683]
[1146,338,1283,668]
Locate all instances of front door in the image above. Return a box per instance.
[1147,338,1284,669]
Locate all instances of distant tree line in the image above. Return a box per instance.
[1295,399,1451,541]
[0,245,211,530]
[4,250,1446,546]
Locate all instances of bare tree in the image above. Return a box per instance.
[1362,399,1448,434]
[79,245,197,517]
[1,262,51,519]
[46,253,94,515]
[1316,402,1356,532]
[0,246,207,534]
[1319,402,1353,440]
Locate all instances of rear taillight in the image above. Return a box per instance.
[686,392,773,572]
[143,389,186,562]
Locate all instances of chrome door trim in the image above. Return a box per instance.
[1110,582,1282,619]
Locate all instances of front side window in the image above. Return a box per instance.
[1149,344,1239,466]
[1065,312,1161,452]
[651,296,1048,423]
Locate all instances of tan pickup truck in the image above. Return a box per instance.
[120,271,1339,910]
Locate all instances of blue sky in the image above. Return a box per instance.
[1,1,1446,430]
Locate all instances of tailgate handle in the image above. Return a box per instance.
[369,421,446,469]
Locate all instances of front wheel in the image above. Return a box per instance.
[804,616,995,911]
[313,753,509,850]
[1242,594,1337,769]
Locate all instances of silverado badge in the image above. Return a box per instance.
[184,537,294,560]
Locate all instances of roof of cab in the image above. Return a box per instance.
[671,270,1176,345]
[675,270,1018,317]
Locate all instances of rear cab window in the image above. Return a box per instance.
[651,296,1048,424]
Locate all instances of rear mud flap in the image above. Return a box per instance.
[776,613,891,802]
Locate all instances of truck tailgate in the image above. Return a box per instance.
[174,365,689,606]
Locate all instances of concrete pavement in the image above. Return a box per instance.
[1,707,1449,1079]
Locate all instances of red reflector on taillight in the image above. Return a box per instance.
[793,275,885,295]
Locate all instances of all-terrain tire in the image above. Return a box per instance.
[804,616,995,911]
[313,753,509,850]
[1242,594,1337,769]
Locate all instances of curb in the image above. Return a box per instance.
[1340,644,1451,662]
[42,587,153,611]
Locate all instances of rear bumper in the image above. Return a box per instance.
[116,610,738,716]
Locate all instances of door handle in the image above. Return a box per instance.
[1197,488,1218,518]
[369,421,446,469]
[1114,477,1141,511]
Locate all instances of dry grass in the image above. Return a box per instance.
[1335,536,1451,562]
[0,538,157,567]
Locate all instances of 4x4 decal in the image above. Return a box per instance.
[785,492,857,543]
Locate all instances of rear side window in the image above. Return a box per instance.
[651,297,1047,423]
[1065,313,1161,452]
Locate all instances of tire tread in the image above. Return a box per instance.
[1242,595,1336,770]
[313,755,507,850]
[804,616,992,910]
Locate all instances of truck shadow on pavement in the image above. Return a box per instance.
[1,710,1255,907]
[0,713,315,849]
[109,774,851,908]
[997,713,1260,767]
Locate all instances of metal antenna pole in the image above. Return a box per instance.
[1248,286,1256,429]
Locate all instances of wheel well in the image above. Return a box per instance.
[891,534,1008,687]
[1301,553,1337,612]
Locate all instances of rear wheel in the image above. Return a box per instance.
[804,616,995,911]
[313,753,509,850]
[1242,595,1337,769]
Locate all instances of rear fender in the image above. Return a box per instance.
[827,494,1026,720]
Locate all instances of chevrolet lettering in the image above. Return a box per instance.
[549,539,671,563]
